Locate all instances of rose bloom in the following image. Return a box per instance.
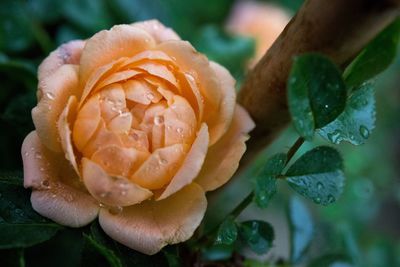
[226,1,290,67]
[21,20,254,255]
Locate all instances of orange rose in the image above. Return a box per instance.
[21,20,254,254]
[226,1,290,67]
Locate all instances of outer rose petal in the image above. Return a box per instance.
[38,40,85,83]
[32,64,80,152]
[82,158,153,207]
[22,131,99,227]
[208,61,236,145]
[99,183,207,255]
[79,24,155,88]
[57,96,80,175]
[132,20,180,43]
[195,105,255,191]
[158,123,209,200]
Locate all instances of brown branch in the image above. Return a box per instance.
[238,0,400,150]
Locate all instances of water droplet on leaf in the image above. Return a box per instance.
[359,125,370,139]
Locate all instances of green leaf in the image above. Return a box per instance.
[163,246,182,267]
[0,249,25,267]
[0,174,62,249]
[344,18,400,87]
[215,216,238,245]
[288,54,347,139]
[285,146,345,205]
[288,196,313,263]
[83,234,123,267]
[193,25,255,80]
[239,220,274,255]
[318,82,375,145]
[253,153,287,208]
[308,254,354,267]
[82,221,168,267]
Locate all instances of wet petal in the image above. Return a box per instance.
[22,131,99,227]
[195,105,255,191]
[158,123,209,200]
[206,61,236,145]
[99,83,127,122]
[82,158,153,207]
[33,64,79,152]
[132,20,180,43]
[130,144,188,190]
[91,145,148,177]
[99,183,206,255]
[108,112,132,134]
[123,79,162,105]
[38,40,85,83]
[73,95,101,152]
[57,96,80,175]
[80,25,155,88]
[135,62,178,87]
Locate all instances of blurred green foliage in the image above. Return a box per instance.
[0,0,399,266]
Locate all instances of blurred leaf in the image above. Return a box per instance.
[201,244,234,261]
[319,82,375,145]
[253,153,286,208]
[344,18,400,87]
[82,221,168,267]
[288,196,313,263]
[0,173,62,249]
[162,246,182,267]
[288,54,347,139]
[0,248,25,267]
[193,25,255,79]
[61,0,113,33]
[82,234,123,267]
[27,0,62,23]
[215,216,238,245]
[308,254,354,267]
[56,25,87,45]
[239,220,274,255]
[0,1,34,52]
[286,146,345,205]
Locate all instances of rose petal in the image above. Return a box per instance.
[73,94,102,152]
[132,20,180,43]
[158,123,209,200]
[207,61,236,145]
[96,69,141,89]
[38,40,85,83]
[135,62,178,87]
[195,105,255,191]
[157,41,224,144]
[99,83,127,122]
[91,145,149,177]
[57,96,80,175]
[163,95,197,146]
[82,158,152,207]
[99,183,206,255]
[130,144,189,190]
[123,79,162,105]
[119,50,174,69]
[79,24,155,88]
[32,64,79,152]
[22,131,99,227]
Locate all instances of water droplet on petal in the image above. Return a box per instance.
[100,192,110,198]
[109,206,123,215]
[24,151,29,157]
[45,92,55,100]
[99,203,106,208]
[41,179,50,189]
[176,127,183,134]
[51,194,57,198]
[159,158,168,165]
[359,125,370,139]
[154,115,164,125]
[146,92,155,101]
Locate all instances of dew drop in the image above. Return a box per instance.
[119,112,129,118]
[314,197,321,204]
[176,127,183,134]
[41,179,50,189]
[327,194,335,203]
[99,203,106,208]
[146,92,155,101]
[154,115,164,125]
[109,206,123,215]
[51,194,57,198]
[324,104,329,108]
[45,92,55,100]
[24,151,29,157]
[100,192,110,198]
[327,130,342,144]
[121,190,127,196]
[159,158,168,165]
[359,125,370,139]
